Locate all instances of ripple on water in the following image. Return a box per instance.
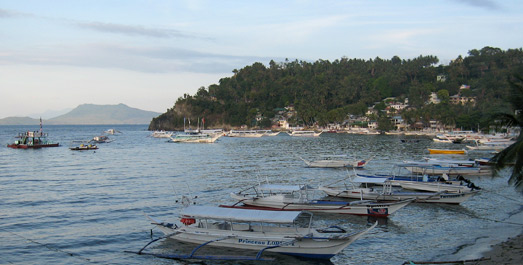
[0,126,520,265]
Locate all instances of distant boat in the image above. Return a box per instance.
[169,132,221,143]
[90,135,113,143]
[7,120,59,149]
[288,130,322,137]
[301,155,369,168]
[150,130,173,138]
[427,148,466,155]
[257,130,281,136]
[104,129,121,135]
[70,144,98,151]
[227,130,264,138]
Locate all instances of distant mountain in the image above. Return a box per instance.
[29,107,73,120]
[47,104,161,125]
[0,104,161,125]
[0,116,40,125]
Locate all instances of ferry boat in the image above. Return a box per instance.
[7,123,59,149]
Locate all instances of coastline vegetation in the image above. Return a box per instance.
[149,46,523,132]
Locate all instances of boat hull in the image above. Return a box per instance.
[398,181,473,193]
[7,143,59,149]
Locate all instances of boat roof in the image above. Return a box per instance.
[257,184,315,191]
[181,206,301,223]
[352,176,389,183]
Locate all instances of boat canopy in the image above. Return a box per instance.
[181,206,302,224]
[351,176,389,184]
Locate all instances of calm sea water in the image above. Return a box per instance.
[0,125,521,265]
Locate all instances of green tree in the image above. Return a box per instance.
[436,89,450,104]
[490,73,523,191]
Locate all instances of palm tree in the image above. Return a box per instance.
[490,74,523,191]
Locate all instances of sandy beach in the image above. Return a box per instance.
[476,233,523,264]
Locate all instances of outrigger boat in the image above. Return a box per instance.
[90,135,113,143]
[150,130,173,138]
[104,129,121,134]
[169,131,221,143]
[7,121,59,149]
[319,176,478,204]
[301,155,369,168]
[288,130,322,137]
[227,183,412,217]
[398,180,476,193]
[399,161,492,176]
[140,206,376,260]
[227,130,264,137]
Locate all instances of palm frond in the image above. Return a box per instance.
[490,73,523,192]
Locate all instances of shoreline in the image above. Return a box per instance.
[475,233,523,264]
[404,209,523,264]
[445,208,523,264]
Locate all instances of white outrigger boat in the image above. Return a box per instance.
[319,176,478,204]
[227,130,264,137]
[301,155,369,168]
[288,130,322,137]
[142,206,376,260]
[150,130,173,138]
[257,130,281,136]
[227,183,412,217]
[398,180,475,193]
[169,132,222,143]
[400,161,492,176]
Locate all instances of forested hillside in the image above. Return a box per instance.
[149,46,523,131]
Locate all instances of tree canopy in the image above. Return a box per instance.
[149,47,523,131]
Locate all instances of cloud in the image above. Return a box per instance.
[75,21,204,39]
[0,43,273,74]
[452,0,502,11]
[0,8,28,18]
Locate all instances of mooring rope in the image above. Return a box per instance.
[0,226,94,263]
[437,203,523,226]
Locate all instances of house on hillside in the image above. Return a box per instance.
[427,92,441,104]
[391,116,408,131]
[275,119,289,129]
[450,94,476,106]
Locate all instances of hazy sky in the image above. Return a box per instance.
[1,0,522,119]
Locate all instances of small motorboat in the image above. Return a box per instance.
[70,144,98,151]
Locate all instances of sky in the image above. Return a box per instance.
[1,0,522,119]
